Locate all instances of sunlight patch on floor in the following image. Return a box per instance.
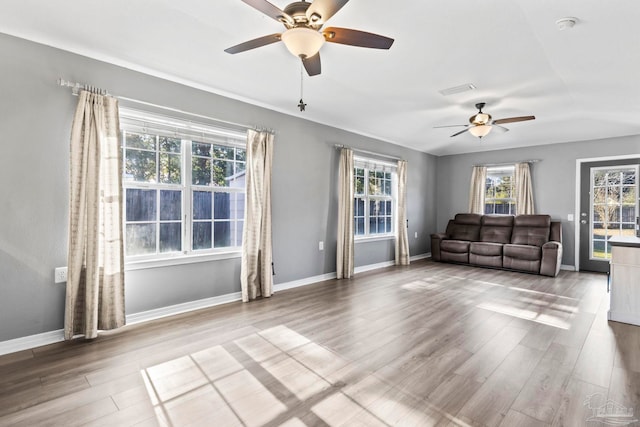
[476,302,571,329]
[139,325,467,426]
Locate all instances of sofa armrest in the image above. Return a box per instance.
[430,233,447,261]
[540,241,562,277]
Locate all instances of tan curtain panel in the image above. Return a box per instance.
[65,91,125,340]
[515,162,535,214]
[336,148,354,279]
[468,166,487,214]
[395,160,410,265]
[241,129,274,302]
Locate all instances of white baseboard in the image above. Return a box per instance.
[0,255,432,356]
[411,253,431,261]
[561,264,576,271]
[125,292,243,325]
[273,272,336,292]
[0,329,65,357]
[355,260,395,274]
[353,253,431,274]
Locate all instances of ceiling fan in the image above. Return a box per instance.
[224,0,394,76]
[435,102,535,139]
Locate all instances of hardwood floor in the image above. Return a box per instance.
[1,259,638,426]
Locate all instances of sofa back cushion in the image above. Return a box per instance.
[480,215,513,244]
[511,215,551,247]
[446,213,482,241]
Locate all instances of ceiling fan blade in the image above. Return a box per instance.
[493,115,535,125]
[323,27,394,49]
[306,0,349,24]
[240,0,293,25]
[224,33,281,54]
[434,124,468,128]
[450,128,471,137]
[493,124,510,133]
[302,52,321,76]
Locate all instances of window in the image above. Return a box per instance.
[590,166,638,259]
[485,166,516,215]
[354,158,395,237]
[121,109,246,260]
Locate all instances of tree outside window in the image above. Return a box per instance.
[485,166,516,215]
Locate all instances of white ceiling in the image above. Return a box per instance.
[2,0,640,155]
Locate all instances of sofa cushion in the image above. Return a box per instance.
[469,242,503,267]
[446,214,482,241]
[504,242,543,273]
[454,213,483,225]
[503,256,540,273]
[470,241,503,256]
[503,244,541,261]
[441,240,470,254]
[441,239,470,263]
[480,215,514,244]
[511,215,551,247]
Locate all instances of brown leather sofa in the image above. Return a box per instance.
[431,214,562,277]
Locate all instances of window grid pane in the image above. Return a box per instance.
[353,165,395,237]
[122,124,246,259]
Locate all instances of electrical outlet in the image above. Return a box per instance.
[319,241,324,251]
[54,267,68,283]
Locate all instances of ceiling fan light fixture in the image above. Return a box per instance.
[469,125,493,139]
[281,27,325,58]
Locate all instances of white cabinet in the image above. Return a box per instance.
[608,237,640,326]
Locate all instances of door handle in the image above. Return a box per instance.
[581,219,588,225]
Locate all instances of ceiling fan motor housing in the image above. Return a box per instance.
[467,102,489,125]
[284,2,320,28]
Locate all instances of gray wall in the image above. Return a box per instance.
[436,136,640,267]
[0,34,436,342]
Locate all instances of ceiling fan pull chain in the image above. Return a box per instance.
[298,63,307,112]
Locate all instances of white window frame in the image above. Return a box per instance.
[120,108,247,267]
[589,164,639,260]
[354,156,397,241]
[485,165,516,215]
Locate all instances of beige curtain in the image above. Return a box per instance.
[395,160,410,265]
[336,148,354,279]
[65,91,125,340]
[468,166,487,214]
[241,129,274,302]
[515,162,535,214]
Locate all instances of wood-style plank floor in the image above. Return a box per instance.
[1,260,639,427]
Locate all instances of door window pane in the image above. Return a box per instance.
[590,166,638,260]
